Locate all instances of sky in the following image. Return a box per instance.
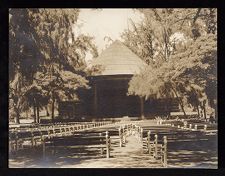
[73,9,144,63]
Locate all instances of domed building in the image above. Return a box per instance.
[88,40,147,118]
[59,40,180,120]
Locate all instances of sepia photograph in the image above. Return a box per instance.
[8,8,217,168]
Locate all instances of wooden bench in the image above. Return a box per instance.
[43,131,111,159]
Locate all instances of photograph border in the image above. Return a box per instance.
[1,0,225,175]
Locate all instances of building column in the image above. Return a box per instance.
[94,82,98,116]
[140,97,144,120]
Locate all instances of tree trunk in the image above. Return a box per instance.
[51,97,55,122]
[15,110,20,124]
[214,100,217,121]
[33,103,37,123]
[178,98,186,117]
[196,105,200,118]
[165,98,170,116]
[203,101,207,120]
[45,106,49,116]
[171,86,186,117]
[140,97,145,120]
[37,104,40,123]
[163,27,169,61]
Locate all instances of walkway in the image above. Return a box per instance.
[60,135,162,168]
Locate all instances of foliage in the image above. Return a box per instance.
[9,9,98,123]
[126,9,217,116]
[122,8,217,66]
[9,72,25,123]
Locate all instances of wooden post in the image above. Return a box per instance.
[53,126,56,136]
[60,127,62,136]
[138,126,141,141]
[163,136,167,167]
[69,126,72,135]
[154,134,158,159]
[62,127,64,136]
[42,137,46,160]
[140,128,143,142]
[129,124,132,135]
[129,124,132,134]
[31,128,34,147]
[39,129,43,145]
[106,131,110,158]
[195,124,198,130]
[147,131,151,154]
[122,125,124,134]
[99,133,103,155]
[34,128,37,146]
[63,127,66,135]
[119,128,122,147]
[47,129,50,139]
[68,127,71,135]
[123,126,126,144]
[184,121,187,129]
[135,125,138,137]
[122,126,125,144]
[15,130,18,153]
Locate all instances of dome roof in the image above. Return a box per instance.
[91,40,147,76]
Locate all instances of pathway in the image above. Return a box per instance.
[60,135,162,168]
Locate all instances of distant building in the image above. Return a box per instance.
[59,40,180,120]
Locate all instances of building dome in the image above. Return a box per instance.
[91,40,147,76]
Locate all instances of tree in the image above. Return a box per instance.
[122,9,183,65]
[9,9,98,123]
[24,85,48,123]
[26,9,98,74]
[34,68,89,121]
[122,8,217,65]
[9,9,43,82]
[9,9,45,123]
[25,9,98,121]
[128,33,217,117]
[127,9,217,117]
[9,72,25,124]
